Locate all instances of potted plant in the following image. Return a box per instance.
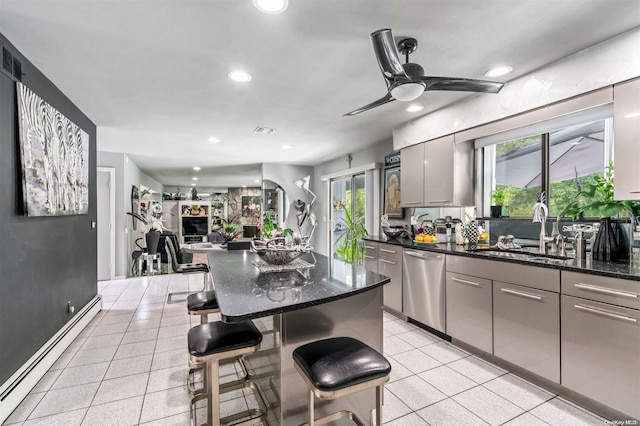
[333,200,368,263]
[565,162,640,261]
[490,187,511,218]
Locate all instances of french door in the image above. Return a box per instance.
[329,173,366,261]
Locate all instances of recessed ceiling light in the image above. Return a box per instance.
[254,179,260,183]
[252,0,288,14]
[192,177,198,181]
[191,183,196,186]
[208,136,220,143]
[193,166,201,171]
[282,145,292,150]
[406,104,424,112]
[624,112,640,118]
[243,185,247,188]
[484,66,513,78]
[227,70,252,82]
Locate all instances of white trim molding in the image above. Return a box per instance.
[0,296,102,424]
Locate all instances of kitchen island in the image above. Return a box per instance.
[206,249,390,426]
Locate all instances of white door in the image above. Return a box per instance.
[97,168,115,281]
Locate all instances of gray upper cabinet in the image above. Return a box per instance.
[614,78,640,201]
[400,143,425,207]
[400,136,474,207]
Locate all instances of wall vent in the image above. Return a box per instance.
[2,47,12,74]
[253,126,276,135]
[1,46,22,81]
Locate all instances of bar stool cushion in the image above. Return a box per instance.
[187,291,219,312]
[176,263,209,274]
[293,337,391,392]
[188,321,262,357]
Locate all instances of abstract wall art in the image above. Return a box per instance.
[16,82,89,216]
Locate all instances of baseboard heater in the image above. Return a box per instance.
[0,295,102,423]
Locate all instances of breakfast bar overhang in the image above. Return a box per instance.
[206,249,390,425]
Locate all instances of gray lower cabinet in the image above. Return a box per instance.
[561,296,640,419]
[378,245,402,312]
[493,282,560,382]
[561,270,640,419]
[445,272,493,353]
[363,241,379,273]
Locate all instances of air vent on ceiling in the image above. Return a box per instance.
[1,46,23,81]
[253,126,276,135]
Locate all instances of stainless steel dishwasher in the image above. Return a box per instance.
[402,249,446,333]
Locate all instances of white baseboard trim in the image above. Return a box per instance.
[115,275,126,280]
[0,295,102,424]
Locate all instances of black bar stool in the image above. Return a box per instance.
[293,337,391,426]
[188,320,266,426]
[187,291,220,325]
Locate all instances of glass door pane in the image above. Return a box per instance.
[330,177,350,260]
[330,173,367,262]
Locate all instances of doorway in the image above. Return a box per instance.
[329,173,366,261]
[97,167,115,281]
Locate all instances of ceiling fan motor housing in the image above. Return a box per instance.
[403,62,425,78]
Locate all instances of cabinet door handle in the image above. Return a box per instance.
[574,283,639,299]
[402,201,422,205]
[426,200,451,204]
[501,287,542,301]
[380,248,396,254]
[379,259,396,265]
[405,251,443,259]
[364,245,377,250]
[574,304,638,323]
[629,191,640,193]
[364,255,376,260]
[451,277,481,287]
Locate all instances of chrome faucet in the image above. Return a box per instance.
[532,192,553,254]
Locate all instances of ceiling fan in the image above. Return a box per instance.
[344,29,505,116]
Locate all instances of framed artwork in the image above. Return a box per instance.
[384,167,403,218]
[242,196,261,218]
[16,82,89,216]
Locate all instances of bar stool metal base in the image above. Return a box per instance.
[294,363,387,426]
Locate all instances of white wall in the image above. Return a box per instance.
[262,163,314,236]
[394,27,640,148]
[312,140,394,256]
[97,151,163,277]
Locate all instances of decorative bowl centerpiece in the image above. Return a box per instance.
[251,238,312,265]
[382,225,405,239]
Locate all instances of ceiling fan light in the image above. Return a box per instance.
[391,83,424,102]
[252,0,288,14]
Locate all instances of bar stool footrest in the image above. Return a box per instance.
[190,380,267,426]
[299,410,365,426]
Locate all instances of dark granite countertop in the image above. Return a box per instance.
[206,250,390,322]
[364,236,640,282]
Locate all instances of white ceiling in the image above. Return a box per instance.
[1,0,639,189]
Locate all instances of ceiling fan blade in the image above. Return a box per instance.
[370,29,408,83]
[417,77,504,93]
[344,93,395,116]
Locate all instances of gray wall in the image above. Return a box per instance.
[312,140,393,256]
[0,33,97,385]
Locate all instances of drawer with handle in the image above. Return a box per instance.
[378,245,401,261]
[561,271,640,310]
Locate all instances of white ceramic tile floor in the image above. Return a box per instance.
[3,274,610,426]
